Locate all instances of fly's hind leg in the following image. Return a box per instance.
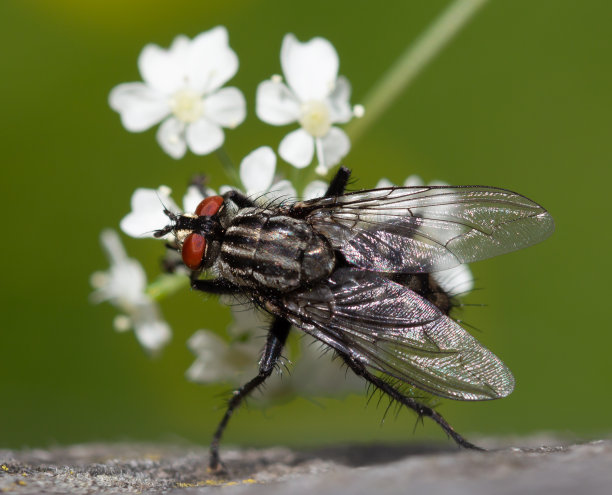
[339,353,484,451]
[208,316,291,472]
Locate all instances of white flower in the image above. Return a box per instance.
[186,304,363,399]
[186,305,265,385]
[376,175,474,296]
[120,184,207,239]
[90,230,171,353]
[109,27,246,159]
[256,34,356,174]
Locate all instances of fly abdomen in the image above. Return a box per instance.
[219,209,335,292]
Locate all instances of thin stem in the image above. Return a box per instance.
[146,273,190,301]
[215,147,241,186]
[345,0,490,143]
[290,165,301,191]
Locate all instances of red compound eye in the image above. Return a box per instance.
[195,195,223,217]
[182,233,206,270]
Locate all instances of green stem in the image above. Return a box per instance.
[146,273,190,301]
[290,165,302,192]
[345,0,490,143]
[215,147,241,186]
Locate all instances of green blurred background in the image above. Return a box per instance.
[1,0,610,450]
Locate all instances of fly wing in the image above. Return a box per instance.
[278,268,515,401]
[295,186,554,273]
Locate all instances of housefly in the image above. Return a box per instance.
[155,167,554,470]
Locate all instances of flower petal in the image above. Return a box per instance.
[132,302,172,353]
[429,179,449,187]
[186,330,255,383]
[226,304,264,338]
[376,178,395,188]
[91,230,148,304]
[185,118,224,155]
[138,36,190,94]
[256,79,300,125]
[203,87,246,128]
[327,76,353,124]
[432,264,474,297]
[219,184,235,195]
[240,146,276,196]
[100,228,129,264]
[316,127,350,172]
[169,34,191,55]
[281,34,339,101]
[182,185,206,213]
[278,128,315,168]
[403,175,424,187]
[120,187,178,238]
[156,117,187,159]
[265,179,297,202]
[109,83,170,132]
[302,180,328,200]
[187,27,239,94]
[289,334,365,396]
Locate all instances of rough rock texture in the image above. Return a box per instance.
[1,438,611,494]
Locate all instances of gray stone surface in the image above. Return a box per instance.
[1,438,611,494]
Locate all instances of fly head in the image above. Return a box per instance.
[154,195,225,271]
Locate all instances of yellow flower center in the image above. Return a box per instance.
[170,89,204,123]
[299,100,331,138]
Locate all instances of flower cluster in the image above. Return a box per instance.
[109,28,360,172]
[118,146,330,241]
[90,230,171,353]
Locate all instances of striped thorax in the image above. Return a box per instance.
[218,208,335,292]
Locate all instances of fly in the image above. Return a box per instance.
[155,167,554,471]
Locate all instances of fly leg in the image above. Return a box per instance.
[339,353,484,451]
[223,189,258,209]
[191,277,242,295]
[324,166,351,197]
[208,317,291,472]
[189,173,210,197]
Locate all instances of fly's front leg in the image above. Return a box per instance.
[189,173,209,197]
[339,353,484,451]
[324,166,351,197]
[191,277,242,295]
[223,189,258,209]
[209,317,291,472]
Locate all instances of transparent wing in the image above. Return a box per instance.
[294,186,554,273]
[279,268,515,401]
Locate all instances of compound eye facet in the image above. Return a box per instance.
[195,195,224,217]
[182,233,206,270]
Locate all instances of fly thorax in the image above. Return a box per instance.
[218,211,335,292]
